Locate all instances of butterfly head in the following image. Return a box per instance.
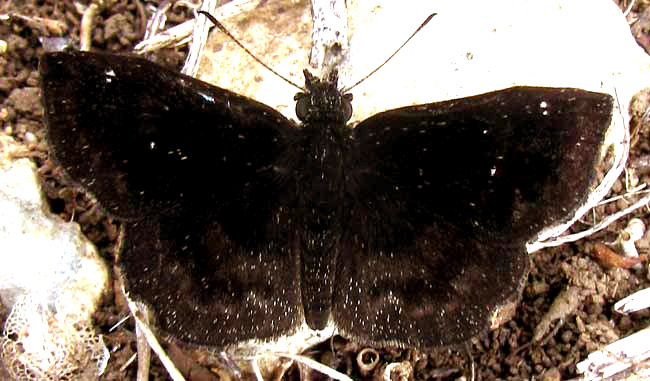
[294,69,353,124]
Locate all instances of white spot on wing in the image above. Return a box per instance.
[105,69,115,83]
[540,100,549,115]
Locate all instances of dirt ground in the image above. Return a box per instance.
[1,0,650,380]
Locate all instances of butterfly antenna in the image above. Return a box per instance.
[198,11,305,91]
[341,13,436,93]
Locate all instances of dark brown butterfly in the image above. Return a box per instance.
[40,50,612,348]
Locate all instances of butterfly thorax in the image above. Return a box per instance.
[293,116,351,232]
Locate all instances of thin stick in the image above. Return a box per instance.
[125,292,186,381]
[80,3,101,51]
[135,315,152,381]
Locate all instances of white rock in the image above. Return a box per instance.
[0,134,108,313]
[0,133,109,379]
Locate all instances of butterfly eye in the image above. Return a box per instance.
[342,93,353,122]
[295,92,309,121]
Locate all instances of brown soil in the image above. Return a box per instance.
[1,0,650,380]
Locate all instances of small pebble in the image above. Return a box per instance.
[542,367,561,381]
